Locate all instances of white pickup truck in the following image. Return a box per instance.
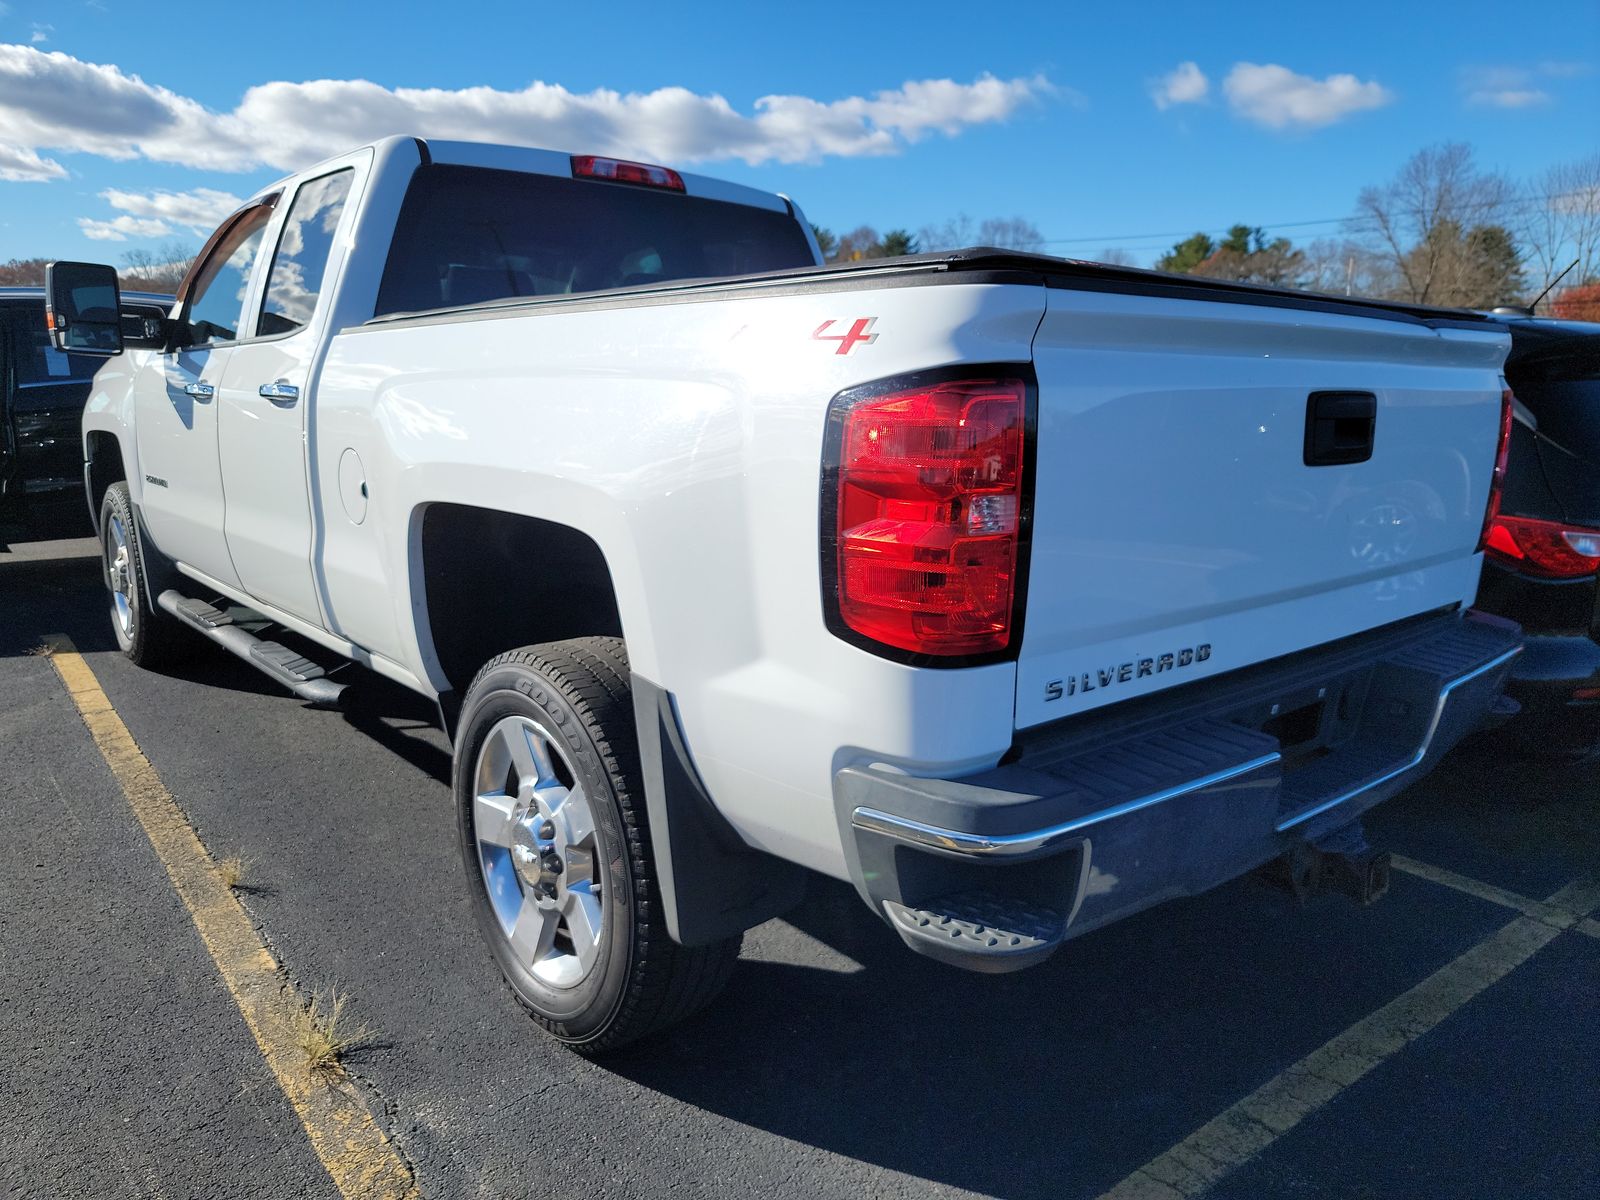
[51,135,1521,1053]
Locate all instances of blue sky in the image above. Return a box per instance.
[0,0,1595,265]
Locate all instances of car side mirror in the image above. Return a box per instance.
[122,312,176,350]
[45,260,124,356]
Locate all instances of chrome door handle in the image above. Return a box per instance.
[258,380,299,403]
[183,382,215,399]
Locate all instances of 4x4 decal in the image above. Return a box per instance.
[812,317,877,355]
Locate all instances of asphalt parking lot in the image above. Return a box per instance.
[2,539,1597,1200]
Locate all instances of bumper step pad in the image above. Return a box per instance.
[883,892,1064,972]
[837,611,1523,973]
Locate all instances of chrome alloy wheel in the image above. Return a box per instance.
[104,513,134,636]
[472,715,605,989]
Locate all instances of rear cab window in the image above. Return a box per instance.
[374,165,816,317]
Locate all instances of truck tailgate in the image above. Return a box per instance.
[1016,287,1511,730]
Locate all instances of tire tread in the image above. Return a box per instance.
[100,482,189,669]
[462,636,740,1053]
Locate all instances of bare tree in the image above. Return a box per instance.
[1519,154,1600,308]
[832,226,884,262]
[976,216,1045,253]
[0,257,50,286]
[1352,143,1515,304]
[1298,239,1395,297]
[917,214,1045,254]
[119,240,197,292]
[1095,248,1138,267]
[917,214,978,252]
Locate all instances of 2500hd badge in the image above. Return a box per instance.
[1045,643,1213,702]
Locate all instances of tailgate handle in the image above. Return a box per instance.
[1304,391,1376,466]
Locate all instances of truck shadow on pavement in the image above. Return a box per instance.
[9,552,1595,1198]
[605,765,1600,1199]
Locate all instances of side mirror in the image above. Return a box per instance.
[45,261,124,356]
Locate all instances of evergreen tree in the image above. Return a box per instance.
[1157,232,1216,273]
[880,229,919,257]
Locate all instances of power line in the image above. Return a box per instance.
[1040,188,1595,250]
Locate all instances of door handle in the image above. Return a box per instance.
[183,382,215,399]
[258,380,300,404]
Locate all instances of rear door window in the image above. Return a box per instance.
[258,169,355,337]
[375,165,815,316]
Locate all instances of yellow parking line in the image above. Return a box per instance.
[45,636,417,1200]
[1098,874,1600,1200]
[1391,855,1576,926]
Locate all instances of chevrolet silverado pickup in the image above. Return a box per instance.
[51,135,1521,1053]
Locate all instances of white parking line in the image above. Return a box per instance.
[1390,855,1578,926]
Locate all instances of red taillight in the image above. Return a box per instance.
[1477,386,1515,552]
[827,375,1028,657]
[571,155,685,192]
[1485,513,1600,578]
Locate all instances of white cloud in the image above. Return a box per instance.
[0,43,1049,176]
[29,23,49,43]
[1469,87,1551,108]
[0,142,65,181]
[1151,62,1208,110]
[1461,62,1585,108]
[1223,63,1392,129]
[78,214,171,241]
[101,185,242,231]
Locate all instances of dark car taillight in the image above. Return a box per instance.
[821,371,1031,660]
[1485,514,1600,578]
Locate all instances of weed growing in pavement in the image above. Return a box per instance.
[25,642,55,657]
[295,988,370,1075]
[218,853,250,890]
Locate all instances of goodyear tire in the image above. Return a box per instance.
[454,637,741,1054]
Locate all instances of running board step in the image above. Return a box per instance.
[159,589,347,709]
[172,596,232,629]
[882,891,1063,973]
[249,641,327,685]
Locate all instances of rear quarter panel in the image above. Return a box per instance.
[315,280,1046,874]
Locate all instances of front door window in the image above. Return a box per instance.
[180,206,274,347]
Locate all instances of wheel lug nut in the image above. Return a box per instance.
[544,855,563,876]
[538,821,555,840]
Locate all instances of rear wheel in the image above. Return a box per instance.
[454,637,741,1054]
[99,482,188,668]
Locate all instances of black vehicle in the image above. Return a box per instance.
[1476,313,1600,756]
[0,286,171,537]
